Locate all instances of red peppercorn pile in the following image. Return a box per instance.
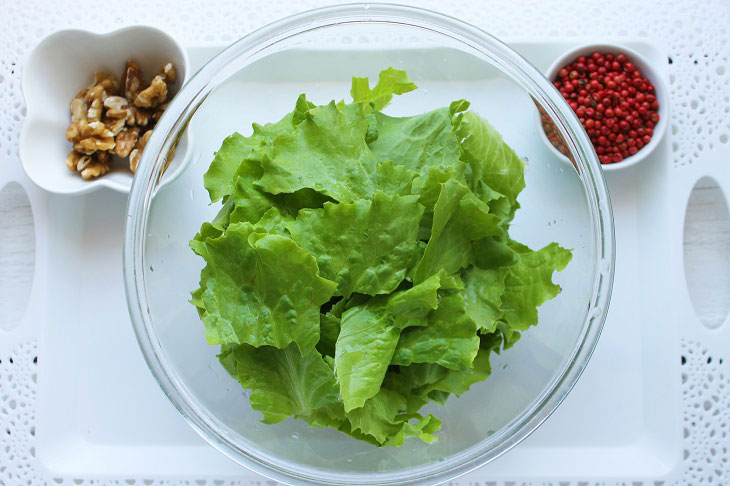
[542,51,660,165]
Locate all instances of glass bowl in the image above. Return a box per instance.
[124,4,614,485]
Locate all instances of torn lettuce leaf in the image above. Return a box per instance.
[392,292,480,370]
[452,105,526,208]
[286,191,424,298]
[413,179,502,283]
[368,108,462,173]
[335,271,456,412]
[193,222,336,352]
[351,67,418,112]
[499,242,573,331]
[219,343,343,425]
[204,110,297,203]
[256,101,378,203]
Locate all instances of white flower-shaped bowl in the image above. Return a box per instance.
[20,26,191,195]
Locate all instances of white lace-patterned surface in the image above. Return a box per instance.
[1,0,729,484]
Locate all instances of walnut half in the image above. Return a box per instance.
[120,60,144,100]
[157,63,176,84]
[80,151,111,180]
[115,127,139,157]
[68,120,116,154]
[66,150,88,172]
[70,97,87,123]
[66,150,111,180]
[129,129,153,173]
[134,75,167,108]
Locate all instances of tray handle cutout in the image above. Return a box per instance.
[0,182,35,332]
[682,170,730,335]
[0,152,45,347]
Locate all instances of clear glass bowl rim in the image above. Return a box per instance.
[123,3,616,485]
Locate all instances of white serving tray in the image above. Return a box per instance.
[33,40,681,482]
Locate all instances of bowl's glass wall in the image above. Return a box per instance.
[128,11,611,485]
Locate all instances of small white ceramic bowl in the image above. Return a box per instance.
[20,26,191,195]
[537,43,668,171]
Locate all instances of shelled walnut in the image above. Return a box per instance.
[129,129,153,173]
[121,60,144,100]
[115,127,139,158]
[64,59,177,180]
[66,150,111,180]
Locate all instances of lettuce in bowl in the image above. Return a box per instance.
[190,68,571,447]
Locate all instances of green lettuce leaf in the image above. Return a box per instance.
[413,179,502,283]
[222,153,332,229]
[318,312,341,358]
[203,132,264,203]
[335,271,455,412]
[189,199,234,256]
[351,67,417,112]
[346,387,418,444]
[465,242,571,335]
[463,266,505,334]
[347,388,441,447]
[473,179,514,228]
[399,332,503,400]
[374,159,417,196]
[317,297,347,358]
[369,108,462,173]
[424,333,502,397]
[341,368,442,446]
[220,343,343,425]
[499,242,572,331]
[226,159,277,225]
[286,191,424,298]
[452,108,526,208]
[204,112,296,203]
[255,102,378,203]
[471,236,519,269]
[410,164,468,239]
[392,292,479,370]
[498,321,522,349]
[194,222,336,352]
[335,297,405,412]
